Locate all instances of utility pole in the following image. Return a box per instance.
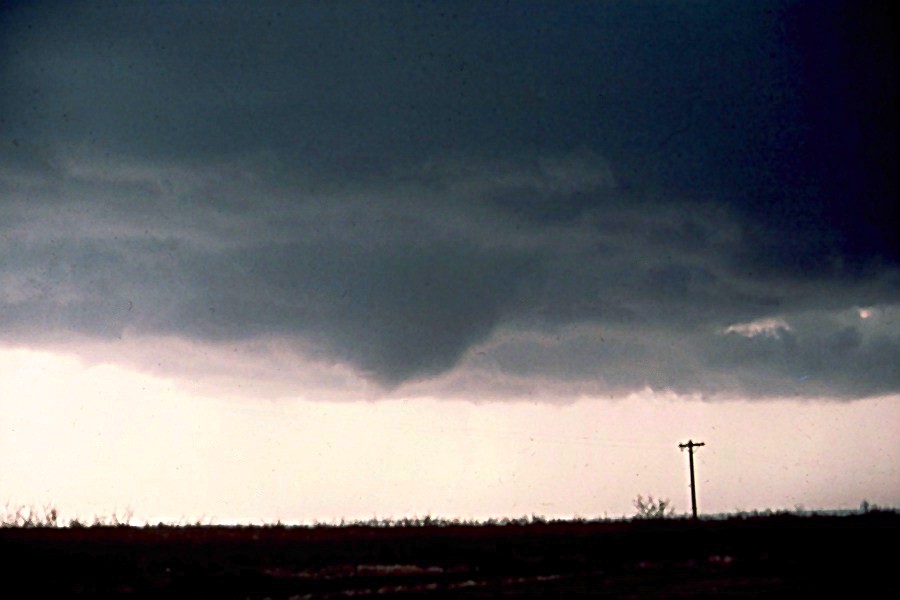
[679,440,705,519]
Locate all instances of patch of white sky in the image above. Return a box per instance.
[1,346,898,525]
[723,317,792,338]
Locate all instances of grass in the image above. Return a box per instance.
[3,501,895,529]
[2,508,897,597]
[1,503,137,528]
[0,505,900,600]
[0,505,571,529]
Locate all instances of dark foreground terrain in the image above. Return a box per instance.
[2,512,897,598]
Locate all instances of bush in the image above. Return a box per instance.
[633,495,674,519]
[1,504,59,528]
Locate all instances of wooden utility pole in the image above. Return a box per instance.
[679,440,705,519]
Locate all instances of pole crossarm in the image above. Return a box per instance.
[678,439,706,519]
[678,440,705,451]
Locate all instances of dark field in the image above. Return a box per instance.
[2,512,897,598]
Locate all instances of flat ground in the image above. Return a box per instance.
[2,512,896,598]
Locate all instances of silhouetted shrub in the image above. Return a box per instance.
[633,495,673,519]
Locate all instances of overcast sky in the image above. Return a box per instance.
[1,1,897,522]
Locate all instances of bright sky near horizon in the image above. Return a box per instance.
[2,346,898,524]
[1,1,898,524]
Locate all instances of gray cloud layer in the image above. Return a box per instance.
[1,1,897,399]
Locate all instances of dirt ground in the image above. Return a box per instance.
[2,512,896,598]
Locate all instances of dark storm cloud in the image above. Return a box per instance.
[1,1,897,398]
[441,304,900,401]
